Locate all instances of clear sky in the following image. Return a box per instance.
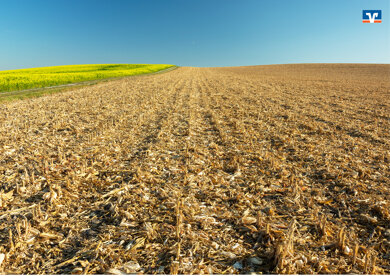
[0,0,389,69]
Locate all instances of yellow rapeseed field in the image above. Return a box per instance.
[0,64,174,92]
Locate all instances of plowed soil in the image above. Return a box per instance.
[0,64,389,274]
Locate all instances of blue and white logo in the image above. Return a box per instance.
[362,10,382,23]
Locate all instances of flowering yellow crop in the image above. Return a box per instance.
[0,64,174,92]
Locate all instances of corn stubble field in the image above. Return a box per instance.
[0,64,389,274]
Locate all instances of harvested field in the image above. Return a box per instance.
[0,64,389,274]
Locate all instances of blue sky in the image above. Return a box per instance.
[0,0,389,69]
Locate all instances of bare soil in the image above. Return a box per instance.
[0,64,389,274]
